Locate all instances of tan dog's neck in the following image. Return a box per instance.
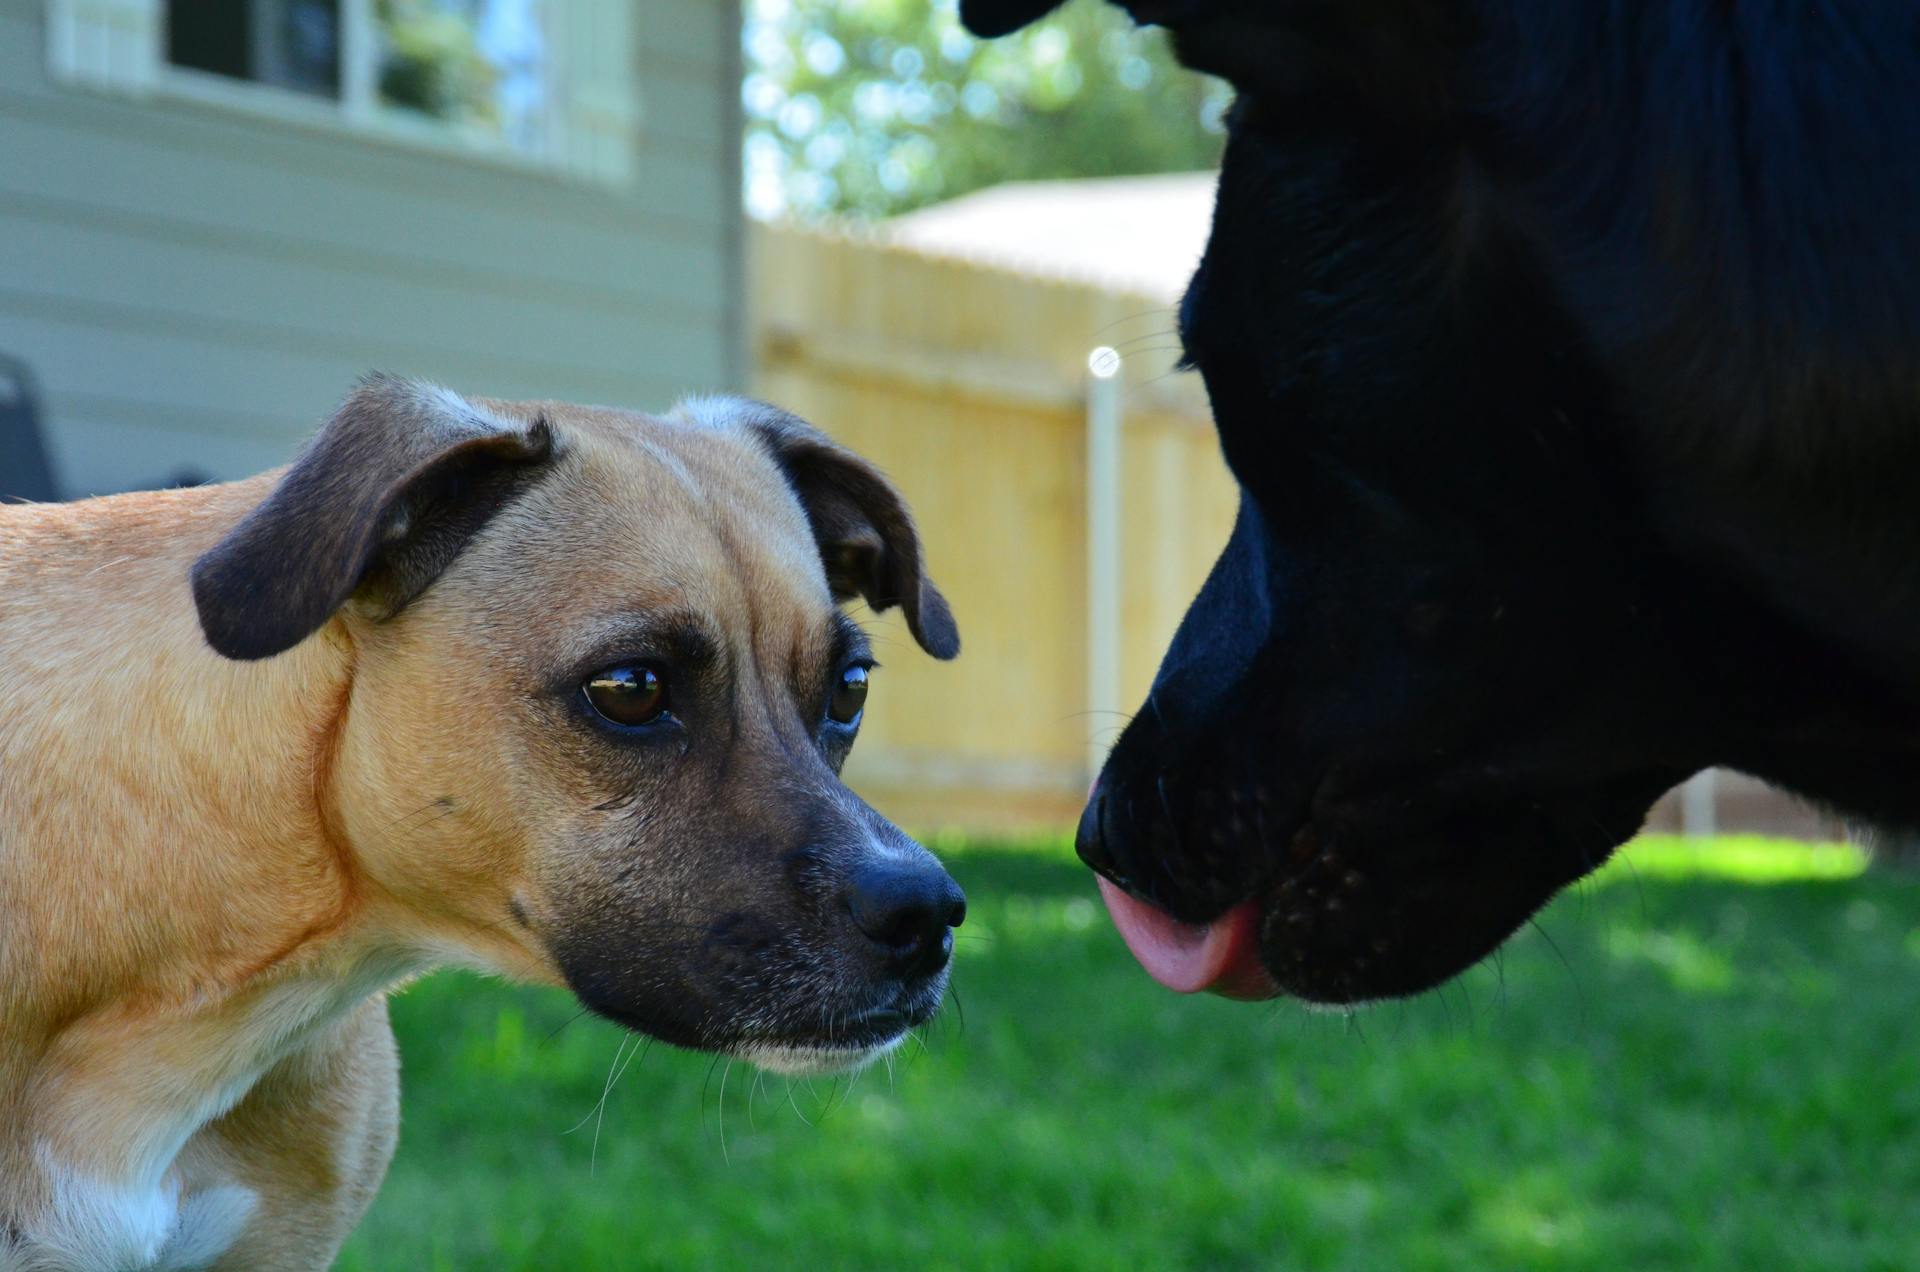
[0,481,413,1228]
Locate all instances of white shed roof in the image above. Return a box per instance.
[883,171,1217,302]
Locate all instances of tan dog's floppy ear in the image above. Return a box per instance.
[192,374,554,661]
[746,405,960,660]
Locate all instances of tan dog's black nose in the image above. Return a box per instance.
[844,860,967,981]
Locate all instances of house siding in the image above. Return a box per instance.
[0,0,742,494]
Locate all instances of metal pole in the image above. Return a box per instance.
[1680,768,1718,840]
[1086,346,1123,785]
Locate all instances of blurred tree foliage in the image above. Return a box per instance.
[378,0,499,125]
[743,0,1229,221]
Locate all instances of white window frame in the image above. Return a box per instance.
[45,0,640,186]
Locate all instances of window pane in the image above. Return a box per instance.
[166,0,342,99]
[376,1,547,152]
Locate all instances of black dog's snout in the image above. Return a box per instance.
[844,859,966,980]
[1076,784,1131,887]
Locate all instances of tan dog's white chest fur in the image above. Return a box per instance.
[24,1157,256,1271]
[0,378,963,1269]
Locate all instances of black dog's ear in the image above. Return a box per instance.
[961,0,1215,37]
[1117,0,1220,27]
[959,0,1069,37]
[744,404,960,661]
[192,374,554,661]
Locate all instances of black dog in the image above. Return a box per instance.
[963,0,1920,1003]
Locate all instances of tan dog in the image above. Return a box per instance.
[0,377,964,1271]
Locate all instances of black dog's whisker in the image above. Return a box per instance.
[1527,916,1583,1005]
[1107,331,1183,354]
[1086,307,1180,338]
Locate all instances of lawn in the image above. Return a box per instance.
[336,836,1920,1270]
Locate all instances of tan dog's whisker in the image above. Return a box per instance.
[782,1078,815,1129]
[79,554,137,578]
[541,1006,593,1049]
[717,1058,736,1167]
[563,1034,630,1140]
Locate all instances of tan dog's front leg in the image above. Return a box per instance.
[171,999,400,1272]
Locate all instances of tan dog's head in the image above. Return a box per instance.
[191,375,963,1073]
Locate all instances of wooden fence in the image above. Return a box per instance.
[751,223,1237,831]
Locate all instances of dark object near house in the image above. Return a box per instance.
[966,0,1920,1003]
[0,355,210,503]
[0,356,59,504]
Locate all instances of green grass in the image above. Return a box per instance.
[337,836,1920,1270]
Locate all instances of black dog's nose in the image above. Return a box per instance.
[844,859,966,980]
[1076,783,1130,886]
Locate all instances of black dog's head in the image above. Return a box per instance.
[966,0,1920,1002]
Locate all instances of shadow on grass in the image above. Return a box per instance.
[338,838,1920,1271]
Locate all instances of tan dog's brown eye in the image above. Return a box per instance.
[828,665,869,725]
[584,664,667,727]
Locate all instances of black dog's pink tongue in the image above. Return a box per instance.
[1096,877,1279,1000]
